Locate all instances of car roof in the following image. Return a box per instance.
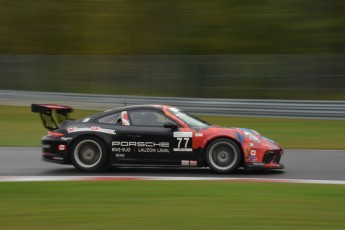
[103,104,169,114]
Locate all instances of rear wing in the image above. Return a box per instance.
[31,104,73,131]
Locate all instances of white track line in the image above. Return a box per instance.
[0,176,345,185]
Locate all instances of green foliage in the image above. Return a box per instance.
[0,0,343,54]
[0,1,343,99]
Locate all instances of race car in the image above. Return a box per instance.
[31,104,284,173]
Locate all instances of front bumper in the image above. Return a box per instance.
[245,149,284,170]
[245,162,285,170]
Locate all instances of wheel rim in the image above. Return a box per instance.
[74,140,102,168]
[208,142,237,171]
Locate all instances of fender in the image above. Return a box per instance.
[200,133,242,150]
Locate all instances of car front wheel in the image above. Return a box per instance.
[206,138,242,173]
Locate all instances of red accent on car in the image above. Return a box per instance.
[39,104,72,110]
[47,132,64,138]
[58,144,66,151]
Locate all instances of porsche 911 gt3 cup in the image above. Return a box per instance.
[32,104,284,173]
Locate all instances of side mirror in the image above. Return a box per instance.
[163,121,178,131]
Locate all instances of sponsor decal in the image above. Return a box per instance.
[139,148,169,153]
[115,153,125,158]
[248,155,257,162]
[83,118,90,123]
[249,143,254,147]
[195,133,203,137]
[174,147,192,152]
[252,162,265,166]
[112,141,170,153]
[42,144,50,149]
[67,126,116,135]
[174,132,193,138]
[67,127,75,132]
[112,147,131,153]
[112,141,169,148]
[138,148,159,153]
[181,160,189,166]
[61,137,72,141]
[58,144,66,151]
[250,150,256,156]
[52,157,64,160]
[190,160,197,166]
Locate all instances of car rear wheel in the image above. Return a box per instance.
[206,138,242,173]
[71,137,108,172]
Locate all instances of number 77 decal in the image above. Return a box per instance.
[173,132,193,152]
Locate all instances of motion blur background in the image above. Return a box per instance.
[0,0,344,99]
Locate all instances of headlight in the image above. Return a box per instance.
[250,129,261,136]
[262,136,276,144]
[243,130,261,143]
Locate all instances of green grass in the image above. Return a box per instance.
[0,105,344,149]
[0,181,344,230]
[200,115,345,150]
[0,105,97,147]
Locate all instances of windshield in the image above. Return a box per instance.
[168,107,210,127]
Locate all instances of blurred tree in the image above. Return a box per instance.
[0,1,85,54]
[0,0,343,54]
[0,0,343,99]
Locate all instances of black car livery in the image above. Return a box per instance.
[32,104,284,173]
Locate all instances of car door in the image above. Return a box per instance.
[97,109,196,166]
[119,109,177,165]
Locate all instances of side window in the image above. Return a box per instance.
[129,110,173,127]
[97,113,121,124]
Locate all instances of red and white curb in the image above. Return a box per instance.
[0,176,345,185]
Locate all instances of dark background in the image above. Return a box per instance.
[0,0,344,99]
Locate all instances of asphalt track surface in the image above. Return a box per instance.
[1,148,344,181]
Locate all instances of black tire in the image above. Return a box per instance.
[71,137,108,172]
[205,138,242,173]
